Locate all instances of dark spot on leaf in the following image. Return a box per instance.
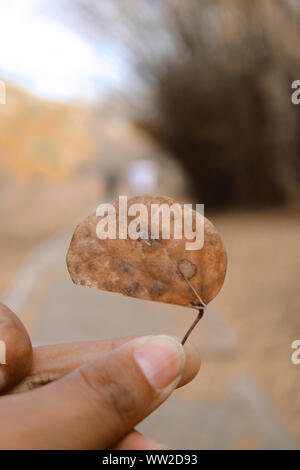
[88,262,94,270]
[178,259,197,279]
[122,287,132,295]
[103,281,113,291]
[150,280,165,299]
[122,282,139,296]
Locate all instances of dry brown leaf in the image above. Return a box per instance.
[67,195,227,315]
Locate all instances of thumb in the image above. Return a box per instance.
[0,335,191,449]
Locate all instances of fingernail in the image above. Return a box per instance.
[134,335,186,390]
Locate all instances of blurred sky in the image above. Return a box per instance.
[0,0,128,102]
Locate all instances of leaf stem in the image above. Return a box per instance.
[181,308,204,345]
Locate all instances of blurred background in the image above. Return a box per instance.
[0,0,299,449]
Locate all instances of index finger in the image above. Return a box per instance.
[10,336,200,394]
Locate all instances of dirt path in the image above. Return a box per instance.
[211,207,300,445]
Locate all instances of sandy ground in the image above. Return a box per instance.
[211,207,300,444]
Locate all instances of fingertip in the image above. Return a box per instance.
[133,335,186,391]
[112,430,170,450]
[178,340,201,387]
[0,303,33,393]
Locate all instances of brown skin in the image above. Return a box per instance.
[0,303,200,450]
[0,303,32,393]
[10,337,200,395]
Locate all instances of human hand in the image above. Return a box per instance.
[0,303,200,449]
